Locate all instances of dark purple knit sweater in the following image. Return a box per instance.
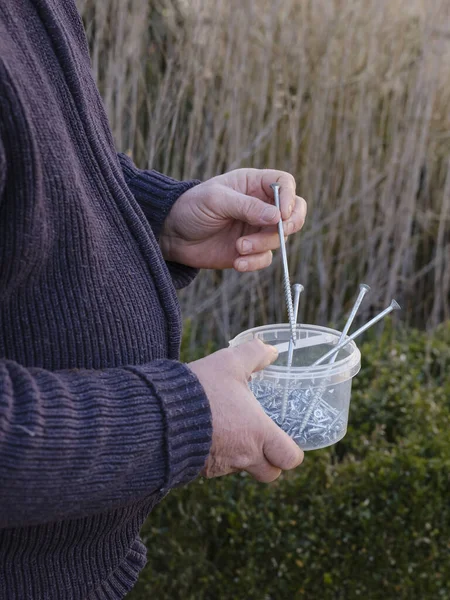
[0,1,212,598]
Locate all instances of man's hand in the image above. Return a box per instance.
[160,168,307,271]
[188,339,304,482]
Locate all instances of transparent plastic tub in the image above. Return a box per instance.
[229,324,361,450]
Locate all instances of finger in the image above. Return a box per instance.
[260,170,297,221]
[217,188,281,227]
[282,195,307,235]
[236,231,282,255]
[234,251,273,272]
[263,422,304,471]
[230,338,278,377]
[246,461,282,483]
[201,461,239,479]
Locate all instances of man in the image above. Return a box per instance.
[0,1,307,598]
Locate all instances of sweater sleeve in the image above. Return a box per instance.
[0,134,5,201]
[0,358,211,529]
[118,153,200,289]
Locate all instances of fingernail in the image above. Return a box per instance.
[262,205,279,222]
[238,260,248,272]
[241,239,252,253]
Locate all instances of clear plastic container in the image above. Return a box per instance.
[229,324,361,450]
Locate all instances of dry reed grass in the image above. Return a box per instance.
[77,0,450,347]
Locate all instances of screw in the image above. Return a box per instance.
[308,425,328,434]
[297,285,371,432]
[325,411,345,433]
[286,283,304,365]
[292,283,304,324]
[328,283,370,365]
[270,183,295,344]
[313,299,401,366]
[281,283,304,423]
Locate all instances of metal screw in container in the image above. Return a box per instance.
[328,284,370,365]
[281,283,304,423]
[313,299,401,366]
[298,292,401,438]
[298,283,370,434]
[287,283,304,367]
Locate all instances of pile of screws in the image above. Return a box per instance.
[250,378,347,448]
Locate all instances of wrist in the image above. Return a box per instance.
[159,203,185,263]
[159,225,175,262]
[158,188,192,264]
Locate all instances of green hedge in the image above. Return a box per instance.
[128,322,450,600]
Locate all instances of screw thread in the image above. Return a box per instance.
[283,272,295,340]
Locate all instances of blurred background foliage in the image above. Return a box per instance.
[75,0,450,598]
[77,0,450,347]
[131,322,450,599]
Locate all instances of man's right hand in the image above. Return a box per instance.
[188,339,304,482]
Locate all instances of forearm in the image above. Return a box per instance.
[0,359,211,528]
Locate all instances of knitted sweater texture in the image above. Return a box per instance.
[0,1,212,598]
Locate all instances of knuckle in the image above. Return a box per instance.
[283,446,303,470]
[296,213,306,229]
[223,348,242,374]
[283,172,296,191]
[267,469,282,483]
[255,466,281,483]
[298,196,307,212]
[243,200,257,222]
[235,195,246,217]
[300,201,307,218]
[234,454,252,470]
[266,231,277,245]
[251,337,266,354]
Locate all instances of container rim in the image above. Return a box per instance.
[229,323,361,380]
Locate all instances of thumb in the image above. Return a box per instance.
[263,420,304,471]
[231,338,278,378]
[220,188,281,226]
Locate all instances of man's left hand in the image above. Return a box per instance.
[159,168,307,271]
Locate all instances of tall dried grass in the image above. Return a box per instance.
[77,0,450,347]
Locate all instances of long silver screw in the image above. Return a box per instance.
[328,283,370,365]
[313,299,401,366]
[299,295,400,438]
[281,283,304,423]
[270,183,295,343]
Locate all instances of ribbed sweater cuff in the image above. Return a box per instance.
[165,261,200,290]
[118,153,201,288]
[118,153,200,241]
[129,360,212,491]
